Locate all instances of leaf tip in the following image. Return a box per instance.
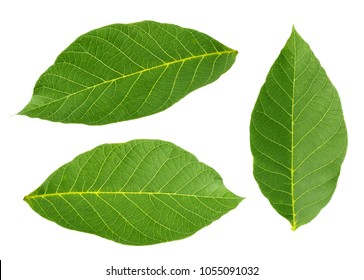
[17,105,30,117]
[17,110,25,116]
[23,193,34,204]
[291,25,298,35]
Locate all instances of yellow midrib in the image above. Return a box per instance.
[24,191,241,201]
[291,31,297,231]
[24,49,237,113]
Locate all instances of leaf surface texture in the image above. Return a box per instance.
[25,140,242,245]
[250,27,347,230]
[19,21,237,125]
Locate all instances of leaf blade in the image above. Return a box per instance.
[24,140,242,245]
[250,27,347,229]
[19,21,237,125]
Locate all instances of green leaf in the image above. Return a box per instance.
[250,27,348,230]
[19,21,237,125]
[24,140,242,245]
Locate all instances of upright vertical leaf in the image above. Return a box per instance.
[24,140,242,245]
[250,27,347,230]
[19,21,237,125]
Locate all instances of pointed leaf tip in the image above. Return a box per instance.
[290,25,299,39]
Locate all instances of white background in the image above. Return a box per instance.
[1,0,363,279]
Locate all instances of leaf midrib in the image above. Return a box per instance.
[22,49,237,114]
[25,191,241,200]
[291,30,297,230]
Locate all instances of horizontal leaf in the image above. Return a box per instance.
[24,140,242,245]
[250,27,348,230]
[19,21,237,125]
